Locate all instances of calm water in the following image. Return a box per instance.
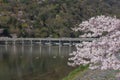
[0,44,75,80]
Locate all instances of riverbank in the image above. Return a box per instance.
[62,65,88,80]
[63,66,118,80]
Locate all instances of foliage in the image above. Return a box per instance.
[0,0,120,37]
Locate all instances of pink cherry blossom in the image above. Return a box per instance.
[68,15,120,70]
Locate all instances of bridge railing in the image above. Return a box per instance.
[0,37,96,41]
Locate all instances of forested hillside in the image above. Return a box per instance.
[0,0,120,38]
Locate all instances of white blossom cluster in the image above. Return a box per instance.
[68,15,120,70]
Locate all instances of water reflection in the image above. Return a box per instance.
[0,45,75,80]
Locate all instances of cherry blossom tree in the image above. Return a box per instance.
[68,15,120,70]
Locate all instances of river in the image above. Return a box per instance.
[0,44,76,80]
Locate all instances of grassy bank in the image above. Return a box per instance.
[62,65,88,80]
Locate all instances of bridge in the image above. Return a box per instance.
[0,38,96,54]
[0,38,95,46]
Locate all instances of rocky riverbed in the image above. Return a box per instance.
[73,69,119,80]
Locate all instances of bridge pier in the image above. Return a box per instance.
[12,40,16,53]
[13,44,16,53]
[22,39,24,53]
[59,40,62,54]
[13,40,16,46]
[39,40,42,53]
[48,40,51,54]
[5,40,8,51]
[69,40,72,53]
[21,45,24,53]
[5,40,8,45]
[30,45,33,53]
[22,39,24,46]
[30,40,33,54]
[30,40,33,46]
